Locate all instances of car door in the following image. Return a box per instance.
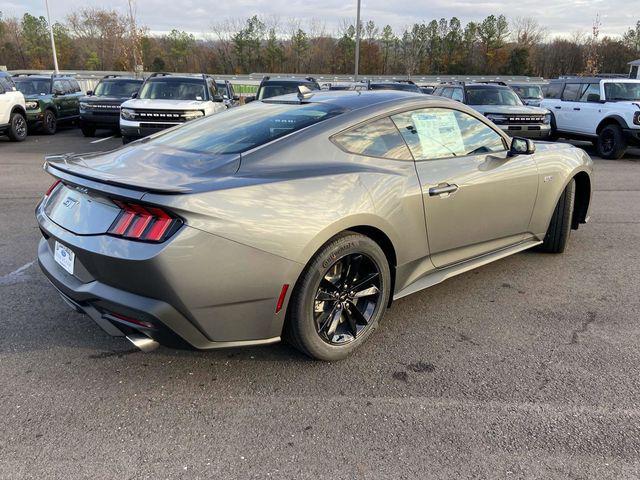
[391,107,538,268]
[556,83,582,133]
[572,83,603,135]
[540,82,564,129]
[52,79,68,118]
[0,81,9,125]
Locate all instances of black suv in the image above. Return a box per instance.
[247,77,320,102]
[13,74,83,134]
[367,80,423,94]
[79,75,143,137]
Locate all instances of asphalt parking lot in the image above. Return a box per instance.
[1,127,639,479]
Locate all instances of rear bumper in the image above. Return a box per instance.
[36,200,301,350]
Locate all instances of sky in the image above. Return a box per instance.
[1,0,637,38]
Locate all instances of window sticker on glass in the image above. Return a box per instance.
[412,110,464,158]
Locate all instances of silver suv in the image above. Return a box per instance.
[433,82,551,139]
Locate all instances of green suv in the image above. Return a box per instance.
[12,74,83,134]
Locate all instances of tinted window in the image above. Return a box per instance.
[258,82,320,100]
[61,80,73,94]
[333,117,412,160]
[15,79,50,95]
[543,83,563,99]
[216,82,228,98]
[94,80,142,97]
[139,79,207,101]
[451,88,464,102]
[512,85,542,99]
[466,87,522,106]
[392,108,505,161]
[604,82,640,101]
[369,83,422,93]
[440,87,453,98]
[561,83,581,101]
[53,80,65,93]
[0,82,4,94]
[578,83,600,102]
[0,76,14,92]
[148,102,345,154]
[71,80,81,92]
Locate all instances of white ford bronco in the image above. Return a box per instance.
[120,73,227,144]
[541,77,640,159]
[0,71,27,141]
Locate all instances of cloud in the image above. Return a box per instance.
[5,0,634,38]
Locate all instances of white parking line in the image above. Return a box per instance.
[0,261,34,286]
[90,135,116,144]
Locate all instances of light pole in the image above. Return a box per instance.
[354,0,361,81]
[44,0,59,73]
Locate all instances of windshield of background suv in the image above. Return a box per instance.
[94,80,141,97]
[147,101,346,154]
[138,79,207,101]
[604,82,640,101]
[511,85,542,99]
[258,82,319,100]
[369,83,422,93]
[466,87,523,106]
[14,79,51,95]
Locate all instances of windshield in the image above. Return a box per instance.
[14,79,50,95]
[466,87,523,106]
[604,82,640,101]
[147,101,346,154]
[511,85,542,99]
[370,83,422,93]
[138,79,207,101]
[258,83,319,100]
[94,80,141,97]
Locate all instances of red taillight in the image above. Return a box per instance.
[45,179,61,197]
[275,284,289,313]
[108,200,180,242]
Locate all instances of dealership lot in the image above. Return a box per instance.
[1,129,640,478]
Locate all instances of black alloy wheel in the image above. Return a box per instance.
[313,253,381,345]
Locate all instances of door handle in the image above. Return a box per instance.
[573,107,581,111]
[429,183,458,196]
[554,106,562,109]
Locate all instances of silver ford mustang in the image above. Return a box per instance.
[36,90,593,361]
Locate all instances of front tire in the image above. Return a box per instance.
[122,135,133,145]
[538,179,575,254]
[7,111,27,141]
[597,124,626,159]
[285,232,391,361]
[42,109,57,135]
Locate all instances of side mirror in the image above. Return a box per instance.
[586,93,601,103]
[131,92,138,98]
[233,95,240,101]
[509,137,536,156]
[86,90,93,96]
[53,89,64,96]
[245,95,256,103]
[213,94,224,102]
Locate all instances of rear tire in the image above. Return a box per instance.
[597,124,626,159]
[42,110,57,135]
[7,111,27,141]
[80,124,96,137]
[122,135,133,145]
[285,232,391,361]
[538,179,575,254]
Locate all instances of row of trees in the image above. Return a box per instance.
[1,8,639,78]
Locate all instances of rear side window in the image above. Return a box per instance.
[392,108,505,161]
[71,80,81,92]
[561,83,581,101]
[451,88,464,102]
[544,83,563,99]
[333,117,412,160]
[578,83,600,102]
[0,76,15,92]
[148,101,346,154]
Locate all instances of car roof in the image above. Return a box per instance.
[263,89,427,110]
[146,76,205,82]
[263,78,317,84]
